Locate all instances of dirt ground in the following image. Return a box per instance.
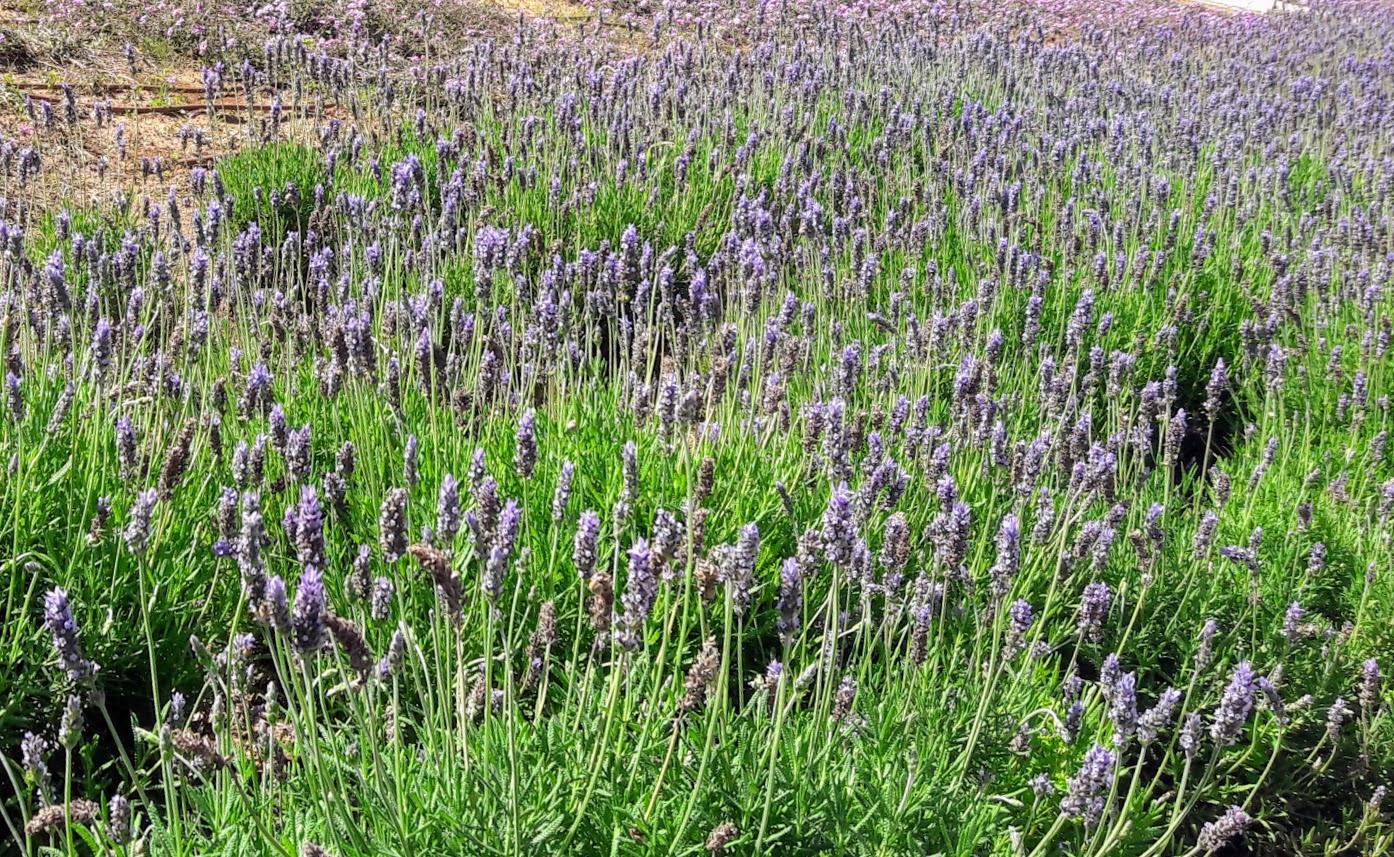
[0,0,601,210]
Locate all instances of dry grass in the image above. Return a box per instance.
[499,0,593,19]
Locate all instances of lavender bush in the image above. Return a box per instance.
[1,0,1393,854]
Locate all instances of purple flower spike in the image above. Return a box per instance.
[1198,807,1251,853]
[290,484,326,573]
[43,587,98,686]
[617,538,657,651]
[1061,744,1116,827]
[292,568,327,657]
[123,487,159,556]
[821,483,856,568]
[1211,662,1257,746]
[436,474,461,545]
[573,510,601,580]
[515,409,538,480]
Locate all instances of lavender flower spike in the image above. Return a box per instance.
[1076,582,1111,643]
[1197,806,1251,853]
[1061,744,1116,826]
[617,538,658,651]
[380,487,409,563]
[776,557,803,645]
[515,409,538,480]
[43,587,98,685]
[1211,661,1257,746]
[292,568,328,657]
[573,510,601,579]
[123,487,159,556]
[821,483,855,567]
[436,474,462,545]
[290,484,327,573]
[552,460,576,521]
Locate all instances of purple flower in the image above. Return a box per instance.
[650,509,683,577]
[616,539,658,651]
[6,372,23,422]
[346,544,372,599]
[1005,599,1034,659]
[1218,545,1259,572]
[1361,659,1381,712]
[91,319,114,377]
[1195,618,1219,670]
[1061,745,1116,826]
[288,485,326,573]
[1211,662,1257,746]
[1307,543,1326,576]
[1110,673,1138,745]
[1077,582,1111,643]
[1281,601,1306,644]
[336,442,356,479]
[43,587,98,685]
[1144,503,1165,550]
[1258,675,1287,725]
[237,492,267,601]
[777,557,803,645]
[1327,697,1352,743]
[573,510,600,579]
[1197,807,1250,853]
[552,460,575,521]
[58,693,84,747]
[1164,409,1187,468]
[482,545,508,603]
[1138,687,1182,746]
[262,575,291,635]
[436,475,461,545]
[515,409,537,480]
[1180,712,1204,758]
[1204,359,1229,421]
[169,691,186,727]
[468,476,500,551]
[468,447,489,494]
[1099,653,1122,696]
[879,511,910,575]
[123,487,159,556]
[21,732,51,801]
[285,424,312,480]
[620,441,639,512]
[371,576,394,622]
[215,486,239,544]
[379,487,409,563]
[727,523,760,615]
[378,627,409,679]
[988,513,1020,600]
[933,499,972,575]
[292,568,327,657]
[403,434,419,487]
[821,482,855,567]
[1193,510,1220,558]
[269,404,289,452]
[495,498,522,557]
[114,418,140,479]
[241,361,274,415]
[108,794,133,845]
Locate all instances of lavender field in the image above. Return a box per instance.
[1,0,1393,853]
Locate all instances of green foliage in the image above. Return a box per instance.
[219,142,327,240]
